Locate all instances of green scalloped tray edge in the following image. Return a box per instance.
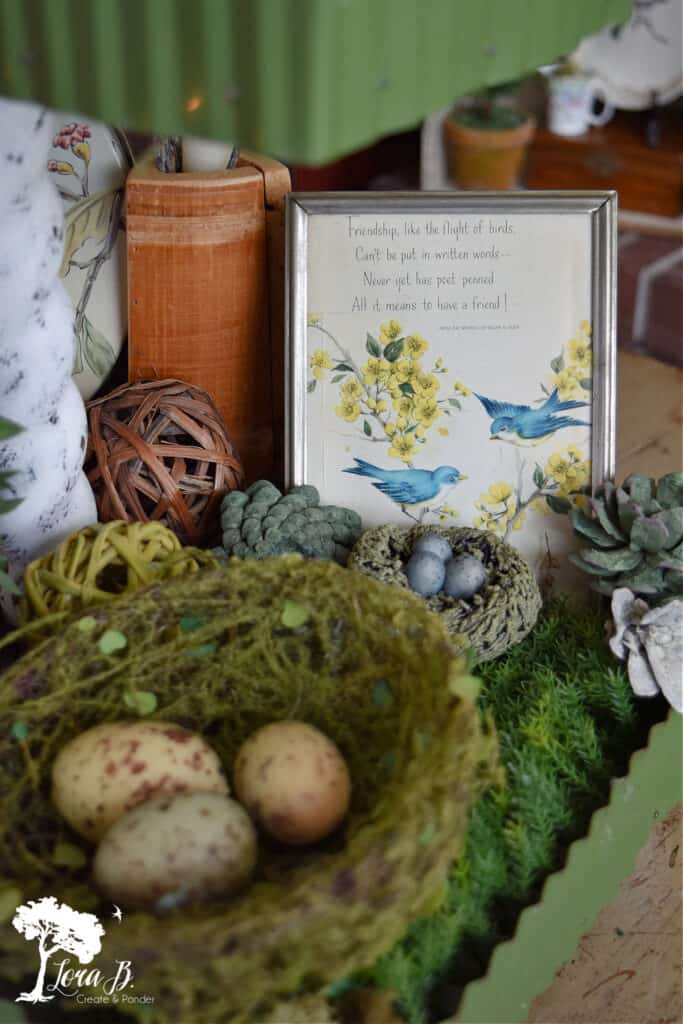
[449,707,682,1023]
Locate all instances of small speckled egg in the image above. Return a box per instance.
[52,720,229,843]
[443,554,487,600]
[412,532,453,563]
[233,721,351,845]
[404,551,447,596]
[93,793,257,910]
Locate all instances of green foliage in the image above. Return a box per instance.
[352,598,645,1024]
[0,415,23,517]
[571,473,683,601]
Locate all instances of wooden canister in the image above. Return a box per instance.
[126,152,290,484]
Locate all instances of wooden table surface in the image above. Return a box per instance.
[528,351,683,1024]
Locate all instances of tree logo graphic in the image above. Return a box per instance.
[12,897,105,1003]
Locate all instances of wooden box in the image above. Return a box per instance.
[526,110,683,217]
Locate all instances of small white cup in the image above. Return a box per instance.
[547,74,615,136]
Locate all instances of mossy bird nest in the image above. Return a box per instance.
[0,558,497,1024]
[348,524,542,662]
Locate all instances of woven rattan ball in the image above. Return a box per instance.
[20,520,220,624]
[86,379,244,546]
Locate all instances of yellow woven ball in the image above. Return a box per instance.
[20,520,220,624]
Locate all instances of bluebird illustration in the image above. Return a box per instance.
[344,458,466,518]
[475,387,589,446]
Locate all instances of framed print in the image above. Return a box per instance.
[286,192,616,589]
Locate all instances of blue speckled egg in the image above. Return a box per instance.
[412,532,453,564]
[404,551,447,597]
[443,554,487,600]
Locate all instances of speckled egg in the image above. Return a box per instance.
[412,532,453,564]
[93,793,257,910]
[233,721,351,846]
[52,720,229,842]
[404,551,447,596]
[443,554,487,600]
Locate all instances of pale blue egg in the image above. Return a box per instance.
[405,552,446,597]
[444,554,487,600]
[413,532,453,563]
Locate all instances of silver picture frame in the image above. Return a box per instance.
[285,191,616,578]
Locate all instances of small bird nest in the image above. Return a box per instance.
[86,379,244,546]
[348,524,542,662]
[20,520,220,625]
[0,558,497,1023]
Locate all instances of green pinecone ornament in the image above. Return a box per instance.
[218,480,362,564]
[570,472,683,602]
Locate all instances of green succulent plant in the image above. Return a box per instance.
[218,480,362,564]
[570,472,683,602]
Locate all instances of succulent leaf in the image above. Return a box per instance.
[616,566,664,594]
[569,509,620,548]
[582,547,642,572]
[629,516,669,553]
[616,489,641,535]
[623,474,654,506]
[569,552,621,577]
[656,473,683,510]
[655,507,683,549]
[664,570,683,595]
[590,495,626,542]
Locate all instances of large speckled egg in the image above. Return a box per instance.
[443,554,487,600]
[412,532,453,563]
[404,551,446,596]
[93,793,257,910]
[52,720,229,842]
[233,721,351,846]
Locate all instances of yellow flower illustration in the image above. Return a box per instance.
[384,421,398,436]
[414,373,440,399]
[379,320,402,344]
[579,320,592,337]
[362,357,391,386]
[545,452,573,486]
[335,397,361,422]
[551,367,580,400]
[414,397,441,427]
[394,359,421,386]
[404,333,429,360]
[438,427,449,437]
[309,349,332,380]
[568,336,592,369]
[454,380,471,397]
[392,395,414,419]
[438,504,459,522]
[307,313,321,326]
[389,434,417,463]
[485,481,513,504]
[341,377,363,399]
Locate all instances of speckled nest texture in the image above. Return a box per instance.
[0,558,497,1024]
[348,525,542,663]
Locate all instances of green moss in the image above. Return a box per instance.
[351,597,652,1024]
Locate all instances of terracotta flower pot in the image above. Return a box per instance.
[444,107,536,190]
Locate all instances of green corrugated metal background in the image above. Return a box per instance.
[0,0,631,164]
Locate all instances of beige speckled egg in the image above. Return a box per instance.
[233,720,351,845]
[93,793,257,910]
[52,720,229,842]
